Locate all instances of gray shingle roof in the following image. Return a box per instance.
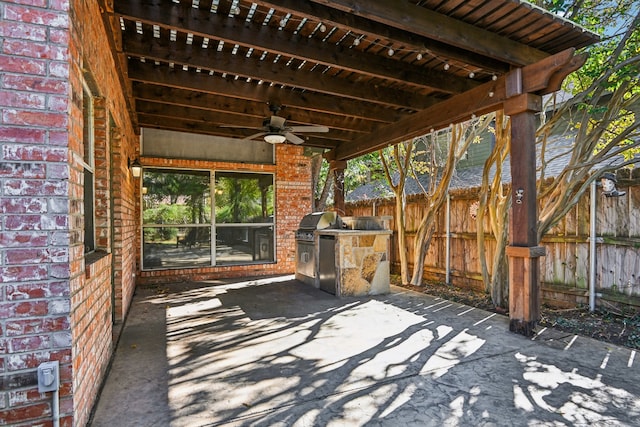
[347,132,628,202]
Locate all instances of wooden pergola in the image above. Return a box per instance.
[99,0,600,335]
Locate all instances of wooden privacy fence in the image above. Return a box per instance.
[346,174,640,311]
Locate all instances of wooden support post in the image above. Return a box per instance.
[505,88,545,337]
[330,160,347,216]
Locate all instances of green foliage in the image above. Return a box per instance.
[345,152,386,193]
[215,174,274,223]
[143,204,190,225]
[143,169,211,224]
[314,159,330,201]
[143,226,178,243]
[562,1,639,94]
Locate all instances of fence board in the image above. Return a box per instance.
[598,244,617,292]
[345,180,639,309]
[631,186,640,237]
[620,246,640,295]
[574,242,589,290]
[598,195,619,236]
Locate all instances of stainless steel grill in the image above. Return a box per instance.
[296,212,342,238]
[295,212,342,285]
[295,230,315,242]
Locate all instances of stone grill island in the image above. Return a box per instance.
[316,216,392,297]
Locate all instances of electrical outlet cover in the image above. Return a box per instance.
[37,361,60,393]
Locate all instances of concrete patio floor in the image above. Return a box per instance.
[88,275,640,427]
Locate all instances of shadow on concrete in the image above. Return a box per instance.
[90,275,640,427]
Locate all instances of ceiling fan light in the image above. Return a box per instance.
[264,133,286,144]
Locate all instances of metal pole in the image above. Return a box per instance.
[589,180,597,312]
[53,389,60,427]
[445,193,451,285]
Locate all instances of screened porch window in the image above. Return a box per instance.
[141,169,274,270]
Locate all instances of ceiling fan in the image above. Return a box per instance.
[242,104,329,144]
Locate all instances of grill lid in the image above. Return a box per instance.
[297,211,341,230]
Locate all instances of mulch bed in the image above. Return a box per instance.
[395,279,640,350]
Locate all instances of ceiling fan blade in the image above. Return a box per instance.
[284,132,304,145]
[289,125,329,133]
[270,115,287,129]
[243,132,267,141]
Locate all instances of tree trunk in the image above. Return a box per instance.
[311,154,331,212]
[395,193,410,284]
[409,208,436,286]
[491,222,509,308]
[379,143,412,284]
[477,111,510,308]
[410,117,494,287]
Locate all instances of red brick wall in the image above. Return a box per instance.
[67,1,138,425]
[0,1,74,425]
[1,0,138,425]
[137,144,313,284]
[1,1,312,425]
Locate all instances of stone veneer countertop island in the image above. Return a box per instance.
[316,228,392,297]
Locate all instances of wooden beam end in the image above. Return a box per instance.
[504,93,542,115]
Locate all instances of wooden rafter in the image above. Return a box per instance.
[309,0,548,66]
[122,35,436,110]
[132,83,384,132]
[333,49,585,160]
[114,0,479,95]
[127,62,407,124]
[249,0,512,73]
[99,0,599,157]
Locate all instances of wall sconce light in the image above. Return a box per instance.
[128,158,142,178]
[264,133,286,144]
[600,172,626,197]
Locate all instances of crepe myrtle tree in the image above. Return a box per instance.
[311,152,332,212]
[409,117,494,286]
[476,111,511,309]
[473,5,639,310]
[536,9,640,239]
[376,116,493,286]
[379,140,414,285]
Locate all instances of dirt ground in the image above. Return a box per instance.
[396,279,640,351]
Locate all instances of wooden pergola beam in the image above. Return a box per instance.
[252,0,511,73]
[114,0,478,95]
[331,49,584,160]
[127,61,408,124]
[135,100,360,142]
[122,35,436,110]
[132,84,382,133]
[136,113,339,148]
[310,0,549,66]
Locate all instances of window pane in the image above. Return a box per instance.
[84,169,95,253]
[143,169,211,225]
[143,226,211,269]
[82,81,95,254]
[215,225,273,265]
[215,172,274,224]
[82,84,93,166]
[141,169,275,269]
